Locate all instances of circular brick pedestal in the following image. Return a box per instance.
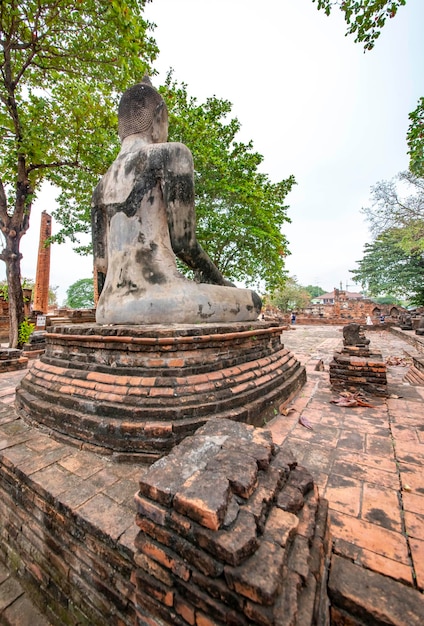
[15,322,306,462]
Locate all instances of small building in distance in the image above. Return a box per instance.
[311,288,364,305]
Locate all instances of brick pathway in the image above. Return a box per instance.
[269,325,424,592]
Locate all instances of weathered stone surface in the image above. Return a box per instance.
[205,449,259,498]
[329,555,424,626]
[276,485,305,514]
[263,508,299,548]
[137,434,224,505]
[174,469,231,531]
[225,540,286,605]
[194,509,258,566]
[134,418,331,625]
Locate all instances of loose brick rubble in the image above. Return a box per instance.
[134,419,331,625]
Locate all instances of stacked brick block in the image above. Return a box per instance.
[329,346,387,396]
[133,419,331,625]
[0,348,28,373]
[16,322,305,462]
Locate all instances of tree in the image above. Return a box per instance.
[65,278,94,309]
[407,97,424,178]
[303,284,326,298]
[48,285,59,307]
[362,171,424,254]
[312,1,423,177]
[372,295,403,305]
[312,1,406,50]
[350,229,424,305]
[160,76,295,292]
[269,277,311,312]
[0,1,157,346]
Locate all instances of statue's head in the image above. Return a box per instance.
[118,76,168,143]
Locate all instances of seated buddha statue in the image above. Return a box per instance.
[91,77,261,324]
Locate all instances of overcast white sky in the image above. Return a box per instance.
[7,0,424,304]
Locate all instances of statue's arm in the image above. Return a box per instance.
[91,185,108,294]
[161,144,234,286]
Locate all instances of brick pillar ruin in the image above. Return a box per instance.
[32,211,52,314]
[133,419,331,625]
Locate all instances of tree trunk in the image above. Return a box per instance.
[4,234,25,348]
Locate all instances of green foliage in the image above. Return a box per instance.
[49,285,59,307]
[269,277,311,312]
[361,171,424,255]
[372,295,403,305]
[0,277,33,301]
[65,278,94,309]
[161,76,295,291]
[0,283,8,301]
[313,1,422,181]
[312,0,407,50]
[303,284,326,298]
[350,229,424,305]
[18,318,35,346]
[407,98,424,178]
[0,0,157,345]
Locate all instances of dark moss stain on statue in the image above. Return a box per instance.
[136,243,167,285]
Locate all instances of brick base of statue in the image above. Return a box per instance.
[15,321,306,462]
[133,419,331,625]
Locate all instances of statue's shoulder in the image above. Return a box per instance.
[162,142,193,169]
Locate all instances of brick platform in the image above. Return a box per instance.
[0,404,141,625]
[15,322,306,462]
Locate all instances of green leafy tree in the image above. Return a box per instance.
[312,1,406,50]
[303,284,326,298]
[350,229,424,305]
[65,278,94,309]
[269,277,311,312]
[160,76,294,292]
[407,97,424,178]
[0,1,157,346]
[312,1,422,177]
[362,171,424,254]
[372,295,403,305]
